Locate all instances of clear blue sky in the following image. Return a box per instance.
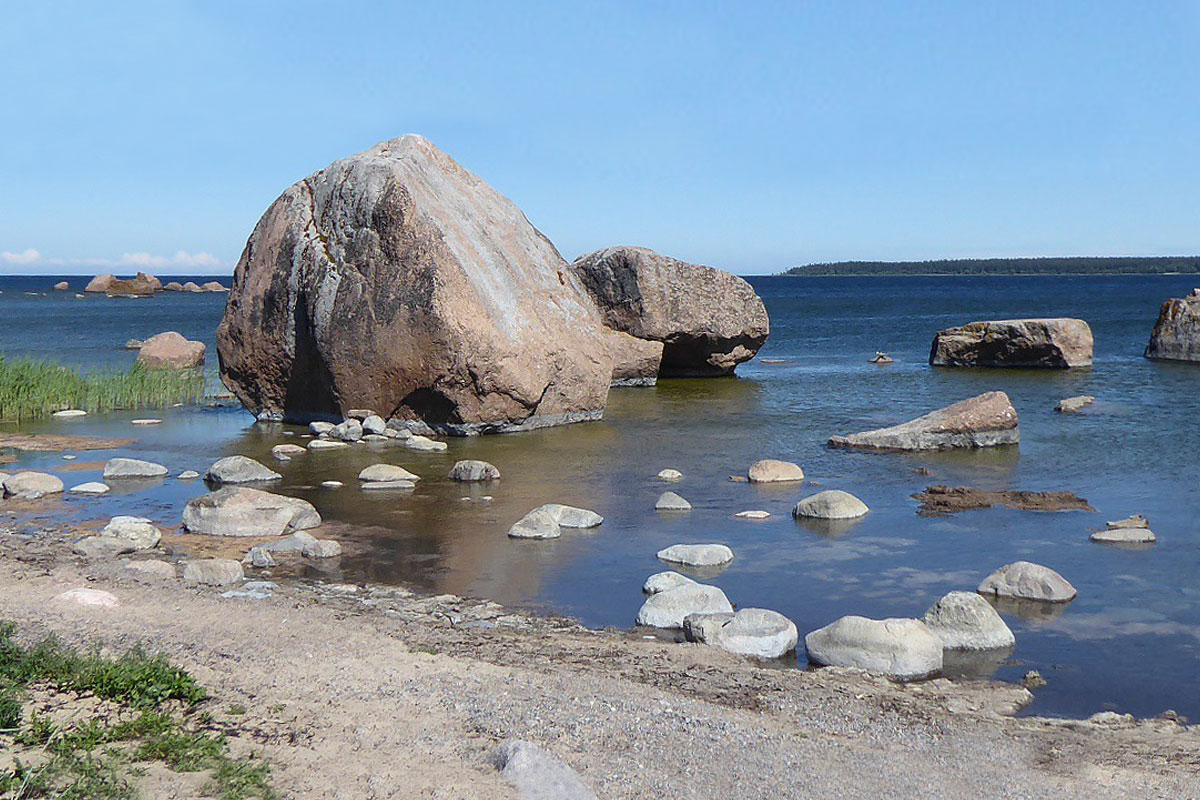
[2,1,1197,275]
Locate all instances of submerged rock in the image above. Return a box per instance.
[448,460,500,481]
[182,486,321,537]
[216,135,612,433]
[913,485,1094,515]
[1055,395,1095,413]
[923,591,1015,651]
[655,468,683,482]
[655,491,692,511]
[307,439,349,451]
[804,616,943,680]
[359,463,420,483]
[570,246,769,376]
[636,582,734,628]
[829,391,1019,451]
[747,459,804,483]
[656,543,734,567]
[69,482,110,496]
[1145,289,1200,362]
[642,571,696,595]
[136,331,206,369]
[507,504,603,539]
[684,608,799,659]
[930,318,1093,368]
[792,490,869,520]
[103,458,168,479]
[205,455,281,485]
[977,561,1077,603]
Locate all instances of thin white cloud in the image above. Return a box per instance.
[0,248,226,272]
[1,248,41,264]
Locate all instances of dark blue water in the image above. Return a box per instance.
[2,273,1198,721]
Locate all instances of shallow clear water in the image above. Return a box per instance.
[2,273,1198,721]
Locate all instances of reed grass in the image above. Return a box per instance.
[0,355,206,422]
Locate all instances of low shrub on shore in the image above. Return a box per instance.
[0,356,205,422]
[0,622,278,799]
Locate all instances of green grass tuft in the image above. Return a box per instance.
[0,355,205,422]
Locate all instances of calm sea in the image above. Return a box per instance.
[2,272,1198,721]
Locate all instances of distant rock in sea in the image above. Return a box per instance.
[571,246,769,378]
[217,135,612,433]
[136,331,205,369]
[930,318,1093,368]
[829,391,1019,451]
[1145,289,1200,362]
[84,272,161,295]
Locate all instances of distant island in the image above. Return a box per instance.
[783,256,1200,276]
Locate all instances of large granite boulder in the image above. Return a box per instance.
[930,318,1093,368]
[684,608,799,659]
[1145,289,1200,362]
[570,246,769,377]
[804,616,943,680]
[829,391,1018,451]
[84,272,161,295]
[216,135,611,433]
[136,332,206,369]
[923,591,1015,651]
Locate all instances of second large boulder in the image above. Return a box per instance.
[570,246,769,377]
[930,318,1093,368]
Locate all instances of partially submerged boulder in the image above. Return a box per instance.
[829,391,1019,451]
[507,503,603,539]
[2,471,64,500]
[1145,290,1200,362]
[804,616,943,680]
[448,460,500,481]
[103,458,168,479]
[792,490,868,520]
[656,543,733,567]
[182,486,320,537]
[930,318,1093,368]
[977,561,1077,603]
[1055,395,1095,413]
[217,135,612,433]
[1091,515,1157,544]
[205,455,281,485]
[923,591,1015,651]
[684,608,799,659]
[85,272,161,295]
[635,582,733,628]
[654,491,692,511]
[136,332,206,369]
[570,246,769,377]
[747,459,804,483]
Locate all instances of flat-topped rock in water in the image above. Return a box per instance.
[1145,290,1200,362]
[930,318,1093,368]
[923,591,1015,651]
[734,510,771,519]
[103,458,168,479]
[359,463,420,483]
[642,571,696,595]
[655,491,692,511]
[406,435,448,452]
[603,327,664,386]
[978,561,1077,603]
[272,443,306,460]
[508,504,603,539]
[183,486,321,537]
[684,608,799,659]
[217,135,612,433]
[205,455,281,485]
[913,485,1094,515]
[747,459,804,483]
[656,543,733,567]
[1055,395,1096,413]
[804,616,943,680]
[635,582,733,628]
[829,391,1019,451]
[570,246,769,377]
[792,490,868,520]
[137,331,206,369]
[2,471,64,499]
[307,438,349,451]
[1091,515,1157,544]
[448,460,500,481]
[69,481,110,496]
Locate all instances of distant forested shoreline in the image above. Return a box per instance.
[783,256,1200,276]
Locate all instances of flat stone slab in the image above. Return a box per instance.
[103,458,168,479]
[656,543,733,567]
[829,391,1019,451]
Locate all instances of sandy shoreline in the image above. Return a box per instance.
[0,522,1196,799]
